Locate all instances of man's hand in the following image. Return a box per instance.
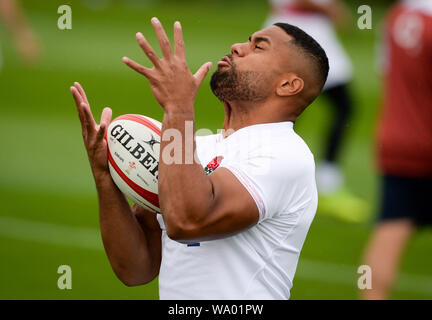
[70,83,162,285]
[70,82,112,179]
[122,18,212,114]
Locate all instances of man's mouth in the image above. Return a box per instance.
[217,55,231,67]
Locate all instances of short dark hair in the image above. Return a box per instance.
[273,23,329,90]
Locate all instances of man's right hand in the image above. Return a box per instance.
[70,83,161,286]
[70,82,112,180]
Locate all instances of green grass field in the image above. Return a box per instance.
[1,0,431,299]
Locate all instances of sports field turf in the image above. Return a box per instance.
[1,0,431,299]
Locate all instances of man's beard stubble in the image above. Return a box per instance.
[210,60,270,103]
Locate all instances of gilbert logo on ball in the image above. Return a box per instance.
[106,114,161,213]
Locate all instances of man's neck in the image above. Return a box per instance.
[221,100,296,138]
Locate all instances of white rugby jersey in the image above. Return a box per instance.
[157,121,317,299]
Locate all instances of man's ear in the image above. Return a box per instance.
[276,73,304,97]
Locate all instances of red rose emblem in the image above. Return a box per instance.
[206,156,224,170]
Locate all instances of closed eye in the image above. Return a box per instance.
[249,35,270,50]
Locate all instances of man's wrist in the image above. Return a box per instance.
[163,110,195,120]
[163,101,195,118]
[93,169,112,186]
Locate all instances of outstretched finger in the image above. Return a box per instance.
[74,82,89,105]
[71,82,96,129]
[135,32,161,69]
[81,102,97,140]
[194,62,213,86]
[122,56,153,78]
[71,86,83,109]
[173,21,185,60]
[151,17,173,60]
[71,86,86,126]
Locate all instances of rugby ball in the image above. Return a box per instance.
[106,114,161,213]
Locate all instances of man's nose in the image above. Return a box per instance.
[231,42,248,57]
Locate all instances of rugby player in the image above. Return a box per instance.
[71,18,328,299]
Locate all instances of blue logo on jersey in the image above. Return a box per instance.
[187,243,200,247]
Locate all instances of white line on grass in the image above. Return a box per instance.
[1,215,431,297]
[0,216,102,251]
[296,259,432,297]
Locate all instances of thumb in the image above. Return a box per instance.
[97,107,112,141]
[193,62,213,86]
[100,107,113,126]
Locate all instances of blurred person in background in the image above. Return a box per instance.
[81,0,153,11]
[263,0,368,223]
[362,0,432,300]
[0,0,41,67]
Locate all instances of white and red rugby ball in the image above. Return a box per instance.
[106,114,161,213]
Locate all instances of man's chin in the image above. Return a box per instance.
[213,66,231,76]
[210,88,236,102]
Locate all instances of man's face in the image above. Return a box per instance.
[210,26,293,103]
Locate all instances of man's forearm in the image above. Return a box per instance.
[159,112,215,237]
[95,172,159,285]
[121,18,214,239]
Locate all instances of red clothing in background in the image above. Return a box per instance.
[378,3,432,177]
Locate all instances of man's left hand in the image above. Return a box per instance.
[122,17,212,115]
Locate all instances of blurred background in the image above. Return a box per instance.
[0,0,431,299]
